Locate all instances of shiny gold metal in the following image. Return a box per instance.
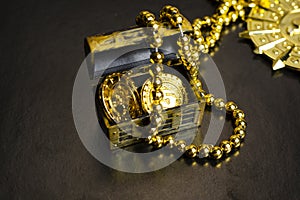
[220,140,233,154]
[136,11,156,27]
[214,98,226,110]
[233,109,245,119]
[240,0,300,71]
[141,73,188,113]
[160,5,180,22]
[176,140,187,152]
[186,144,198,158]
[150,52,165,64]
[230,134,241,148]
[162,8,248,160]
[190,0,248,53]
[151,89,164,104]
[92,3,251,159]
[170,13,184,27]
[153,135,164,148]
[164,0,300,72]
[164,135,175,145]
[210,146,223,159]
[234,126,246,139]
[100,72,142,123]
[204,94,215,106]
[225,101,238,112]
[235,118,247,129]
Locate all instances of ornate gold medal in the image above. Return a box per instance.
[240,0,300,70]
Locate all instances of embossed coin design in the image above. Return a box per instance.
[241,0,300,70]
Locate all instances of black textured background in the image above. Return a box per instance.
[1,0,300,199]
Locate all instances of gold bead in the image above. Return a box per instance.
[193,29,202,39]
[229,11,238,22]
[186,144,198,158]
[212,23,222,32]
[216,16,225,24]
[151,89,164,104]
[205,94,215,106]
[168,7,179,15]
[225,101,238,112]
[150,64,164,75]
[223,0,232,7]
[217,4,228,14]
[221,4,229,12]
[210,146,223,159]
[235,3,243,11]
[210,30,220,41]
[147,20,160,30]
[190,67,199,78]
[159,5,172,18]
[234,127,246,139]
[139,11,149,16]
[153,135,164,148]
[239,10,246,20]
[190,66,198,75]
[191,79,202,89]
[235,118,247,129]
[159,6,179,21]
[230,134,241,148]
[144,13,155,23]
[136,11,155,26]
[214,98,225,109]
[149,34,163,48]
[160,5,172,13]
[152,104,163,113]
[150,113,163,127]
[170,13,183,27]
[164,135,174,145]
[206,36,216,48]
[148,135,155,144]
[224,16,231,26]
[180,57,188,67]
[220,140,233,154]
[177,35,190,47]
[203,16,212,26]
[199,43,209,53]
[199,90,207,98]
[176,140,186,152]
[153,77,163,89]
[189,60,199,69]
[191,49,200,60]
[198,144,212,158]
[195,36,205,44]
[233,109,245,119]
[150,52,164,64]
[182,44,190,52]
[185,61,193,70]
[135,11,149,26]
[192,18,202,27]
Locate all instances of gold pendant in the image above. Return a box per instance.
[240,0,300,71]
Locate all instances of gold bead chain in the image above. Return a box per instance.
[135,3,248,160]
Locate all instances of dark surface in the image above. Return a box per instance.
[1,0,300,199]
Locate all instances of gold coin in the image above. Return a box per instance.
[100,72,142,123]
[141,73,188,113]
